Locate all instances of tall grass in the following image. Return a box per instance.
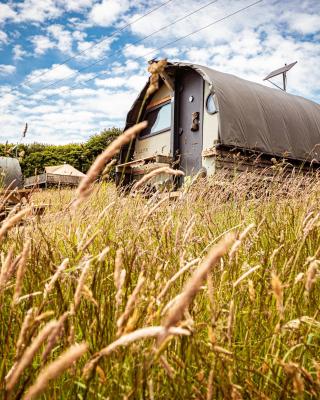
[0,168,320,399]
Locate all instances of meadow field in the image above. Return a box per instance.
[1,168,320,399]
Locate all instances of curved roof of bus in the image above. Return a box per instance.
[125,61,320,162]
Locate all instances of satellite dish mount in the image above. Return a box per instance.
[263,61,297,92]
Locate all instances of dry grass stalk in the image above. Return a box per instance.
[115,269,126,313]
[207,369,214,400]
[231,386,243,400]
[145,197,169,218]
[42,311,70,363]
[148,379,154,400]
[271,272,284,318]
[146,59,167,98]
[281,362,305,395]
[227,300,235,345]
[98,245,110,262]
[313,360,320,384]
[16,291,42,304]
[72,121,147,210]
[303,212,320,236]
[82,284,98,307]
[157,258,200,301]
[159,355,174,379]
[101,159,117,180]
[6,320,58,392]
[305,260,318,292]
[0,207,31,242]
[117,272,145,336]
[23,343,88,400]
[13,240,31,304]
[163,234,235,334]
[248,279,255,302]
[44,258,69,299]
[34,311,55,323]
[72,259,91,313]
[79,230,101,252]
[15,308,35,361]
[68,325,75,346]
[83,326,190,379]
[161,293,183,317]
[293,372,304,395]
[233,265,260,288]
[114,249,126,316]
[207,273,215,314]
[0,247,14,292]
[132,166,184,192]
[229,224,255,261]
[114,248,123,289]
[294,272,304,285]
[213,346,233,356]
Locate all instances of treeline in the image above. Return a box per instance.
[0,128,121,177]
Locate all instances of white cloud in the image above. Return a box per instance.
[72,30,87,42]
[76,38,112,60]
[282,11,320,35]
[94,73,147,91]
[63,0,96,13]
[0,31,8,46]
[12,44,28,60]
[0,65,16,75]
[30,35,55,55]
[123,44,156,61]
[24,64,77,84]
[47,24,73,54]
[88,0,129,27]
[15,0,62,23]
[0,0,98,26]
[28,25,113,59]
[0,3,16,24]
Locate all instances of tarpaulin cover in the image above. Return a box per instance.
[125,62,320,162]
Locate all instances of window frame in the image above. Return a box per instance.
[205,92,218,115]
[138,99,172,140]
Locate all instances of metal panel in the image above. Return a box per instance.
[176,69,204,175]
[134,130,171,159]
[0,157,23,189]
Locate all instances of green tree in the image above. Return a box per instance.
[6,127,121,178]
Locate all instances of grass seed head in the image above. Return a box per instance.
[23,343,88,400]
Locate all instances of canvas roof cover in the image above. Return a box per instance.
[45,164,85,177]
[192,63,320,162]
[126,61,320,163]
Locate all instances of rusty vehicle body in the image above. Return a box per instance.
[116,61,320,188]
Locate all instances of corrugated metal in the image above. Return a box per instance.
[0,157,23,189]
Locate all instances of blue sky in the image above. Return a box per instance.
[0,0,320,144]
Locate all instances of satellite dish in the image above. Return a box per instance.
[263,61,297,92]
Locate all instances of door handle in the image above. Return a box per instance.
[191,112,200,131]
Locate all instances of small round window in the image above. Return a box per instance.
[206,93,217,114]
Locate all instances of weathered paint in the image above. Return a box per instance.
[134,84,172,160]
[176,68,204,175]
[202,82,219,175]
[134,130,171,159]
